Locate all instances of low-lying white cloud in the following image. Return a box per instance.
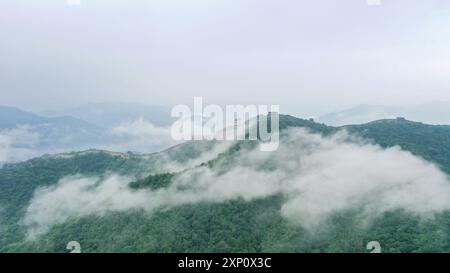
[0,126,41,165]
[108,118,179,153]
[23,128,450,237]
[157,140,237,173]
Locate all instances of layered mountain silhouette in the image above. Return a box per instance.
[317,102,450,126]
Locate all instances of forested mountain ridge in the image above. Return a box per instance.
[1,115,450,253]
[344,118,450,173]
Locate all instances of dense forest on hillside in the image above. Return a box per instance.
[1,116,450,253]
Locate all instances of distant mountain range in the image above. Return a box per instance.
[41,103,173,128]
[0,106,99,131]
[316,102,450,126]
[0,106,106,164]
[0,103,176,165]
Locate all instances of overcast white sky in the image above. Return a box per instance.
[1,0,450,117]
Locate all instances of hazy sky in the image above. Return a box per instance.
[1,0,450,116]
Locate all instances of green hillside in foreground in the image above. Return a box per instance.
[1,115,450,253]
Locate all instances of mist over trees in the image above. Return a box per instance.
[1,116,450,253]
